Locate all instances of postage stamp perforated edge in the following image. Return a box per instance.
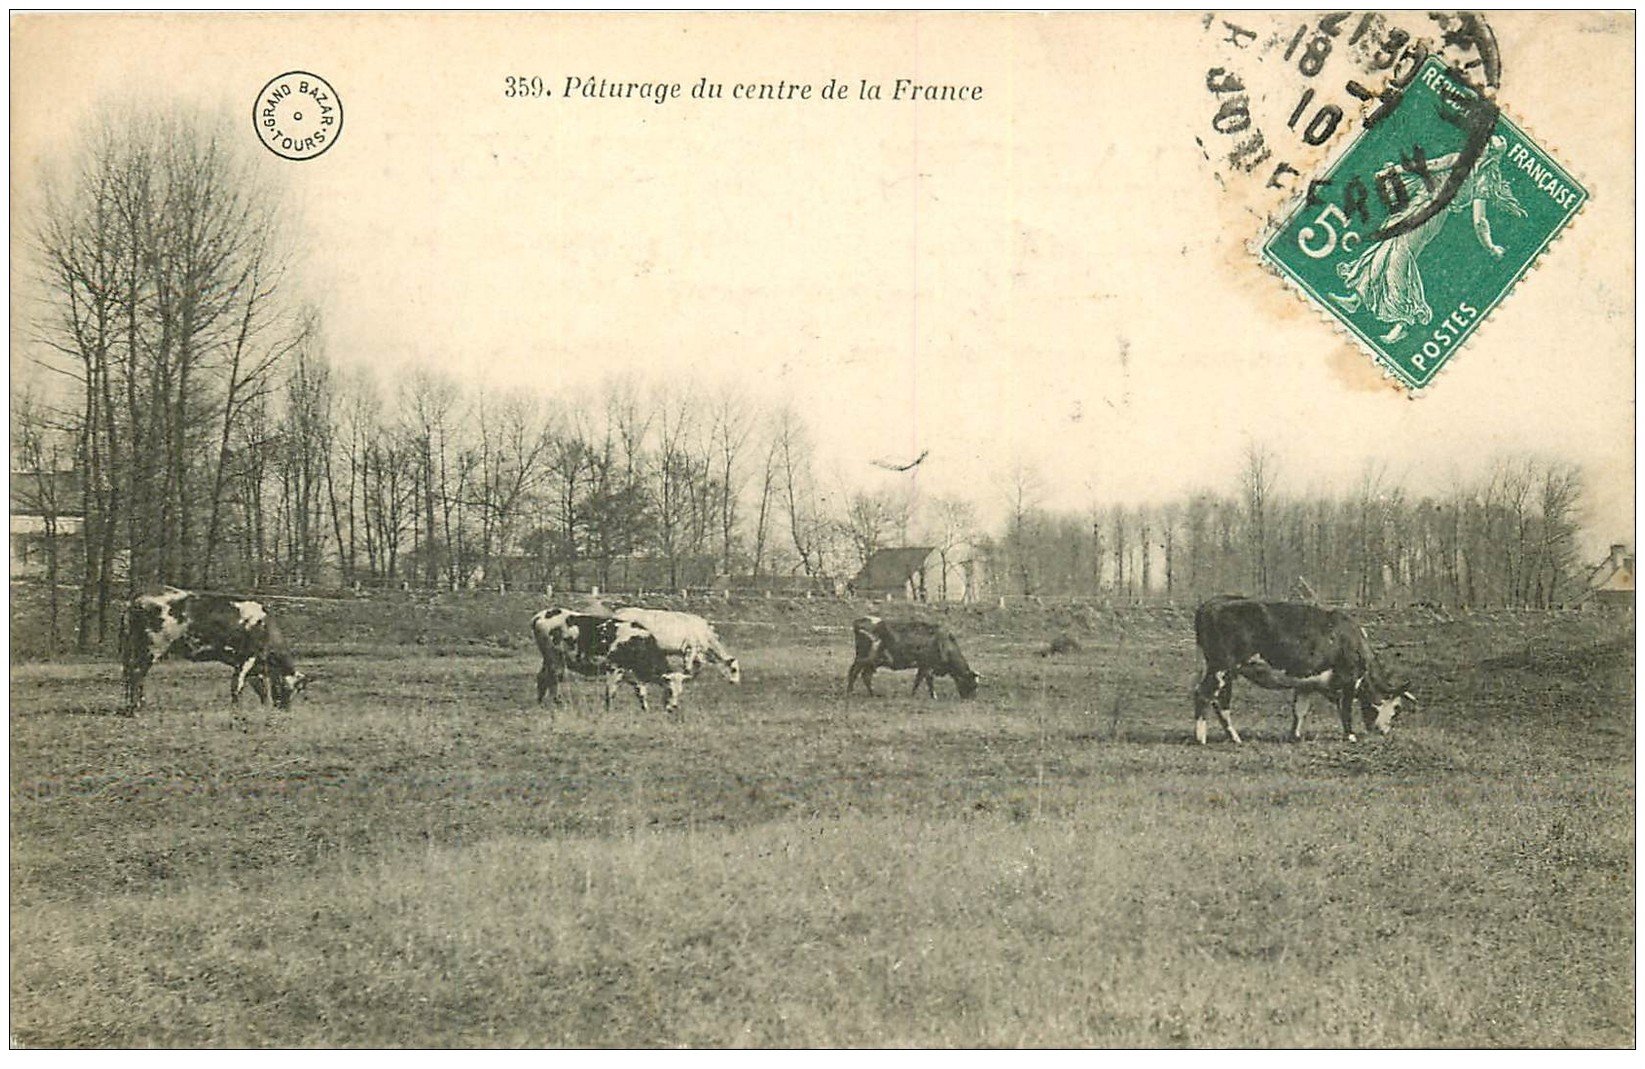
[1251,61,1592,396]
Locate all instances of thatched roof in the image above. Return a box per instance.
[851,547,935,591]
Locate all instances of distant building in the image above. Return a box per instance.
[1583,543,1635,612]
[849,545,987,603]
[10,470,83,579]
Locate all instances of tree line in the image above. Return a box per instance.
[990,445,1588,611]
[16,110,1597,656]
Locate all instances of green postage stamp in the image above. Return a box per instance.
[1262,56,1586,390]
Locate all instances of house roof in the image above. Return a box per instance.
[1589,556,1635,594]
[851,547,935,590]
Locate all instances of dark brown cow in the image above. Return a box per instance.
[847,615,980,699]
[121,589,309,714]
[1193,595,1414,744]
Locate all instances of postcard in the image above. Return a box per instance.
[9,12,1634,1048]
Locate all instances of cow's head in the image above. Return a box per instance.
[956,669,980,699]
[266,653,309,710]
[723,657,742,685]
[1358,675,1414,736]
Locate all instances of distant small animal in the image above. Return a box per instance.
[531,608,687,715]
[121,588,310,714]
[612,606,741,683]
[847,615,979,699]
[1192,595,1414,744]
[1041,632,1081,657]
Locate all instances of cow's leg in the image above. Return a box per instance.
[861,666,878,697]
[536,656,555,704]
[231,657,260,704]
[1336,689,1359,743]
[603,669,619,712]
[1192,667,1225,744]
[1290,691,1306,742]
[1213,672,1242,743]
[257,656,279,726]
[846,660,863,695]
[122,655,152,716]
[1195,669,1241,744]
[910,669,927,696]
[926,672,938,698]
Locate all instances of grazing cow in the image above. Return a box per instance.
[1193,595,1415,744]
[847,615,980,699]
[121,588,309,714]
[612,606,741,683]
[530,608,687,715]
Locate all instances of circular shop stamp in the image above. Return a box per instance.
[253,72,343,160]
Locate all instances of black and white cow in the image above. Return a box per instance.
[612,606,741,683]
[1193,595,1414,744]
[846,615,980,699]
[121,588,309,714]
[530,608,687,715]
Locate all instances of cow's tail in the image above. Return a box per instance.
[1192,602,1216,673]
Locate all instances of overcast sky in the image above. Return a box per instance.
[11,12,1634,554]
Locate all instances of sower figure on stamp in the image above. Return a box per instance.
[1331,134,1526,343]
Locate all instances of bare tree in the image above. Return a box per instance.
[1533,462,1583,607]
[999,458,1045,595]
[840,486,909,570]
[652,385,698,589]
[397,366,460,586]
[471,388,553,582]
[1110,504,1129,598]
[1159,501,1181,600]
[774,405,828,578]
[1243,442,1277,596]
[749,415,783,579]
[708,384,754,575]
[924,495,978,601]
[276,324,335,585]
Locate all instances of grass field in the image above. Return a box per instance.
[9,594,1635,1047]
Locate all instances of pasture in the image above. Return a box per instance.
[9,593,1635,1047]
